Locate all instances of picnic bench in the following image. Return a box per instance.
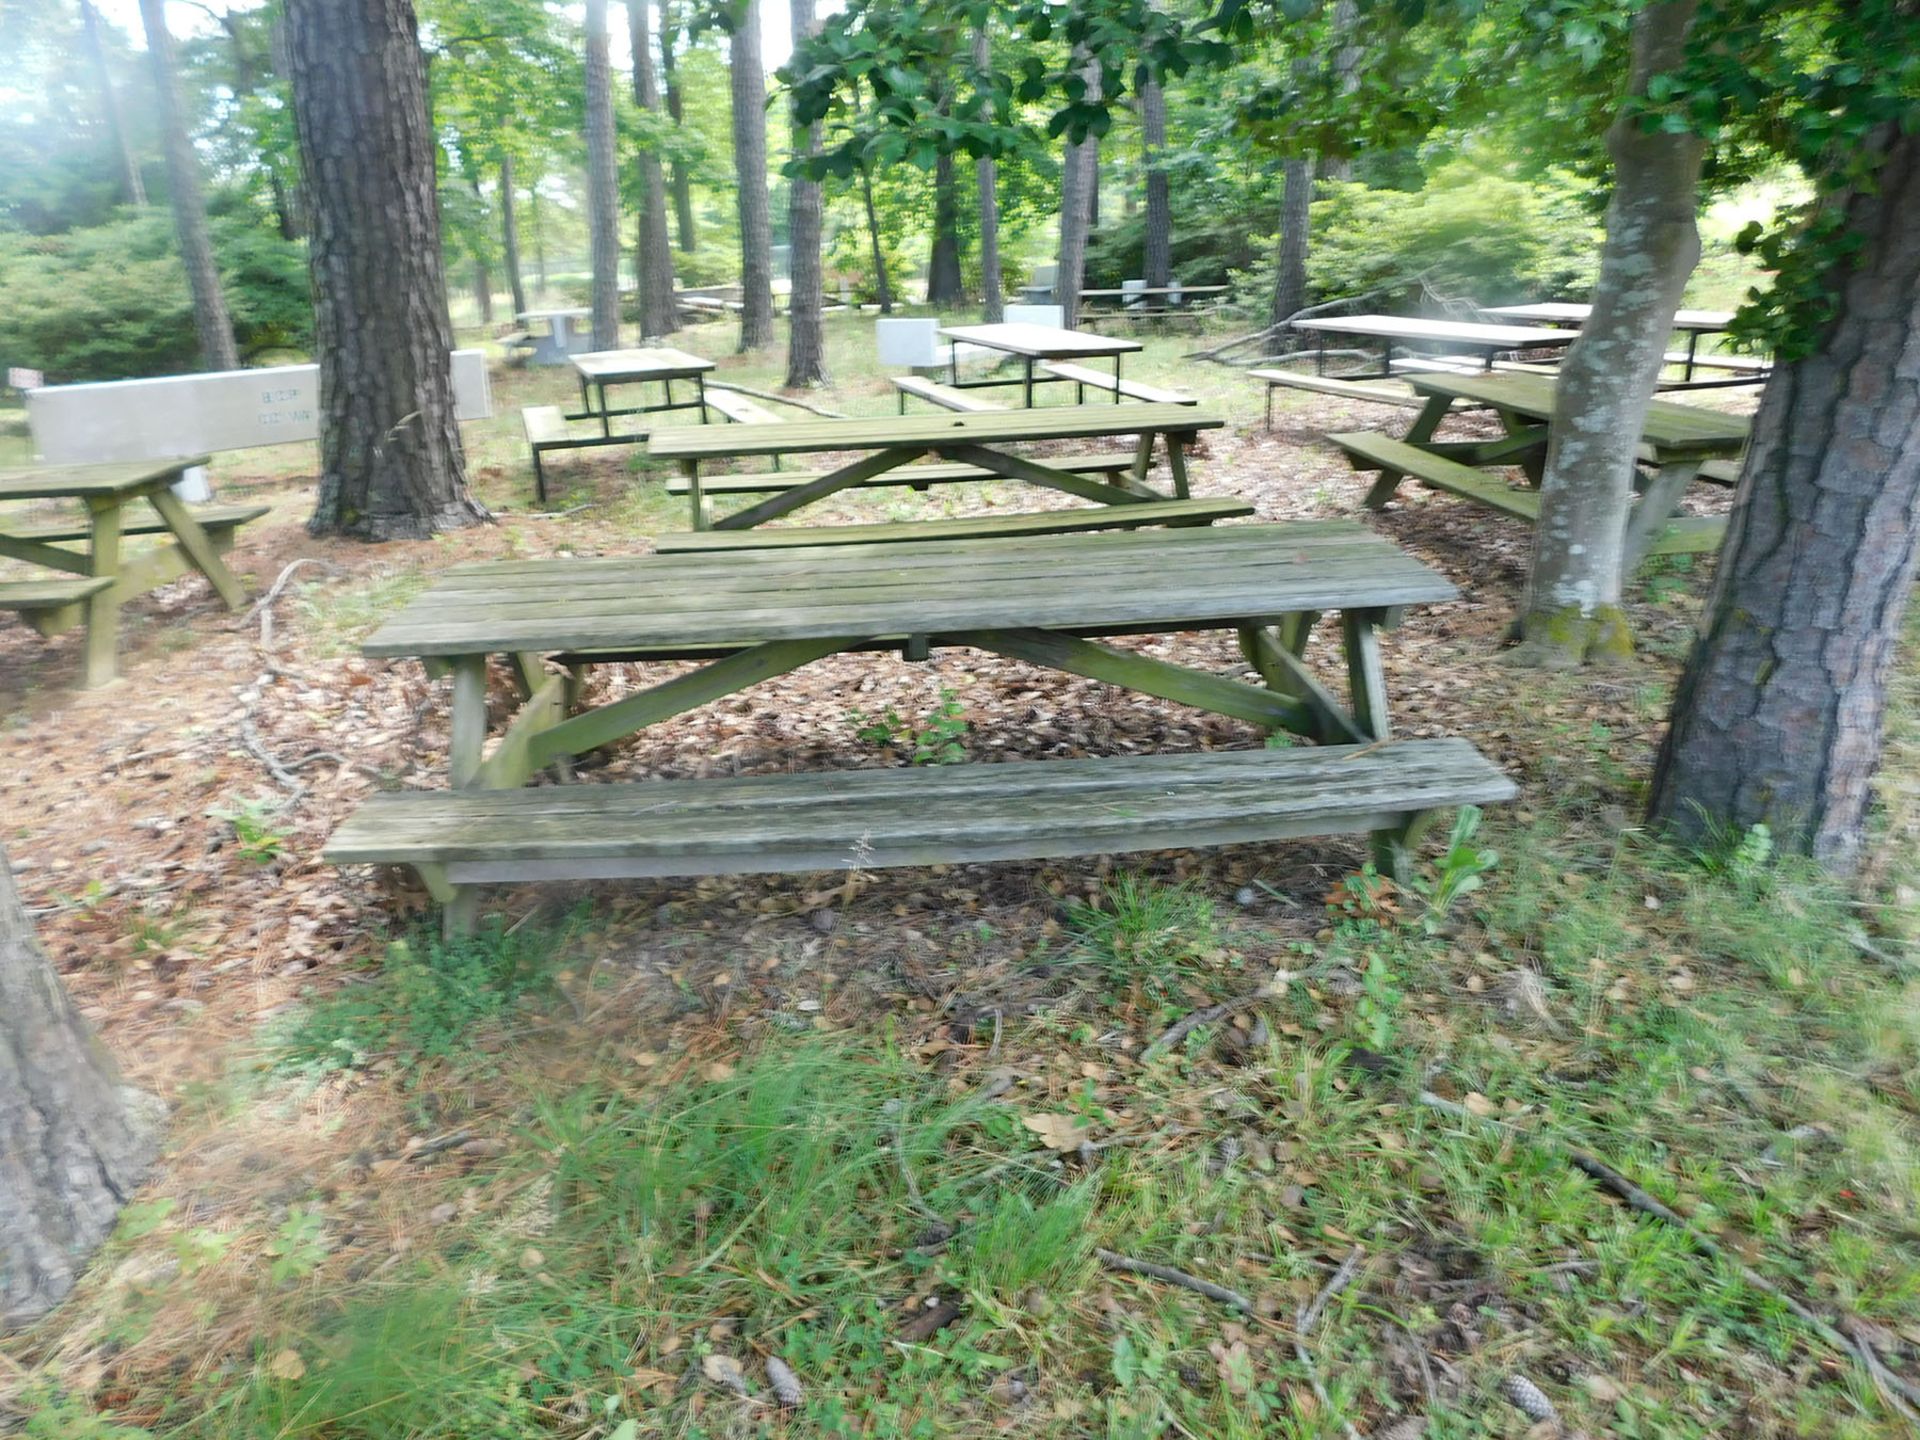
[323,523,1514,932]
[939,323,1143,406]
[514,308,592,366]
[1255,315,1583,417]
[893,376,1007,413]
[645,403,1223,532]
[702,389,784,426]
[661,452,1141,498]
[1039,362,1196,406]
[1333,371,1750,569]
[570,347,714,438]
[1484,303,1767,387]
[651,496,1253,552]
[0,457,259,685]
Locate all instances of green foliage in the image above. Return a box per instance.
[209,795,287,865]
[1298,159,1601,306]
[263,1205,328,1286]
[275,921,564,1073]
[954,1181,1097,1299]
[1417,804,1501,930]
[1066,874,1219,990]
[852,686,969,764]
[0,209,309,381]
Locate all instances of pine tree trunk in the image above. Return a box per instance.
[1270,155,1311,327]
[730,0,776,350]
[285,0,479,540]
[1141,70,1171,290]
[784,0,827,385]
[1054,55,1100,329]
[630,0,679,338]
[500,153,527,322]
[81,0,146,207]
[927,145,964,305]
[973,28,1002,323]
[1,844,163,1332]
[660,0,697,252]
[531,185,549,294]
[584,0,623,350]
[1513,0,1705,666]
[139,0,238,371]
[473,258,493,323]
[1650,127,1920,870]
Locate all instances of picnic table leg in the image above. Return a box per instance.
[597,380,612,438]
[1165,435,1191,500]
[1622,457,1704,572]
[1023,356,1035,408]
[80,497,124,688]
[1340,609,1390,741]
[1683,329,1701,383]
[1404,390,1451,446]
[1372,810,1439,886]
[683,460,708,530]
[448,654,489,789]
[147,487,249,609]
[1238,612,1368,746]
[697,373,709,422]
[1112,353,1123,404]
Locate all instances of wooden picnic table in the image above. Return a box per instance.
[514,308,591,366]
[1340,370,1749,570]
[0,456,253,686]
[1482,302,1761,385]
[645,403,1222,532]
[1291,314,1583,380]
[939,322,1142,406]
[570,347,714,438]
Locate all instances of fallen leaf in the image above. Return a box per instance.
[268,1349,306,1381]
[1022,1112,1087,1152]
[1463,1092,1495,1117]
[701,1353,749,1394]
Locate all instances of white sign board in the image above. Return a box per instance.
[26,351,494,465]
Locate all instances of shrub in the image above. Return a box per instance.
[0,209,310,382]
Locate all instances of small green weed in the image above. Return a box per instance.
[209,795,287,864]
[953,1181,1097,1301]
[1066,874,1219,992]
[852,686,969,764]
[263,1205,327,1285]
[1415,803,1501,930]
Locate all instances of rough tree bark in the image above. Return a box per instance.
[730,0,776,349]
[472,257,493,323]
[1054,54,1100,330]
[1270,155,1311,327]
[1512,0,1706,666]
[1651,127,1920,869]
[1141,69,1171,290]
[660,0,697,252]
[81,0,147,208]
[784,0,827,385]
[972,26,1003,323]
[630,0,679,338]
[138,0,239,371]
[927,142,965,305]
[584,0,623,350]
[1,844,163,1332]
[500,152,527,322]
[285,0,480,540]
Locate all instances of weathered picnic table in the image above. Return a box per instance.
[514,308,591,366]
[571,347,714,439]
[0,456,259,686]
[938,322,1143,406]
[324,523,1514,931]
[1332,370,1750,569]
[1482,302,1764,387]
[646,403,1224,534]
[1291,314,1583,380]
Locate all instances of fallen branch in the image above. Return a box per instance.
[1096,1248,1252,1312]
[1144,959,1336,1059]
[705,379,848,420]
[1294,1245,1365,1440]
[245,557,342,650]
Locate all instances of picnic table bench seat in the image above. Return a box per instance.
[523,404,627,503]
[663,451,1139,497]
[325,739,1518,920]
[1330,431,1542,520]
[1038,362,1197,405]
[651,496,1254,552]
[0,501,268,546]
[703,390,784,425]
[892,376,1008,413]
[0,575,115,636]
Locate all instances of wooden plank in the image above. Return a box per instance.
[1,575,113,637]
[1239,624,1366,746]
[0,456,211,502]
[893,377,1007,412]
[81,498,122,688]
[662,452,1138,495]
[939,322,1143,360]
[654,498,1252,552]
[448,655,489,788]
[1341,610,1390,741]
[1404,372,1748,453]
[1644,515,1727,556]
[1039,362,1196,405]
[644,403,1223,461]
[713,447,924,531]
[932,442,1163,506]
[1249,369,1429,410]
[1330,432,1542,520]
[0,502,268,544]
[474,669,570,790]
[704,391,785,424]
[1293,315,1582,348]
[147,486,249,609]
[526,635,856,764]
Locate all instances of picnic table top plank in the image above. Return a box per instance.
[571,347,716,382]
[1079,286,1231,298]
[516,307,590,321]
[1484,301,1736,331]
[645,403,1222,460]
[363,523,1455,658]
[938,322,1144,359]
[0,456,212,501]
[1404,371,1750,452]
[1291,314,1583,348]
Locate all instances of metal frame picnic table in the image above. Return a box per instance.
[361,522,1459,810]
[515,308,591,366]
[0,456,250,687]
[1482,302,1758,387]
[1398,370,1750,568]
[1291,314,1583,380]
[645,403,1223,532]
[570,347,715,439]
[938,322,1143,406]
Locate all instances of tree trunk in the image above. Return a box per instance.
[972,28,1002,323]
[730,0,776,350]
[851,80,893,314]
[268,16,308,241]
[927,144,964,305]
[285,0,479,540]
[138,0,239,371]
[630,0,679,338]
[531,184,548,294]
[1,844,163,1332]
[660,0,697,252]
[1054,56,1100,330]
[1270,155,1311,327]
[784,0,827,385]
[1512,0,1706,666]
[81,0,147,207]
[472,257,493,323]
[584,0,623,350]
[500,153,527,322]
[1651,127,1920,870]
[1140,69,1171,290]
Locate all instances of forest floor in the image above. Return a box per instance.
[4,311,1920,1439]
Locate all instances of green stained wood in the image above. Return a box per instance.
[644,403,1222,461]
[1645,515,1727,556]
[1331,432,1542,520]
[449,655,489,789]
[1341,610,1391,741]
[950,626,1315,733]
[714,447,923,531]
[0,502,267,545]
[663,452,1136,496]
[1405,372,1748,455]
[81,498,122,688]
[893,377,1007,412]
[1036,362,1196,406]
[1238,624,1366,745]
[1623,458,1705,571]
[475,670,570,790]
[0,457,212,501]
[654,498,1250,552]
[147,488,249,609]
[526,635,858,764]
[928,443,1162,505]
[0,534,92,574]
